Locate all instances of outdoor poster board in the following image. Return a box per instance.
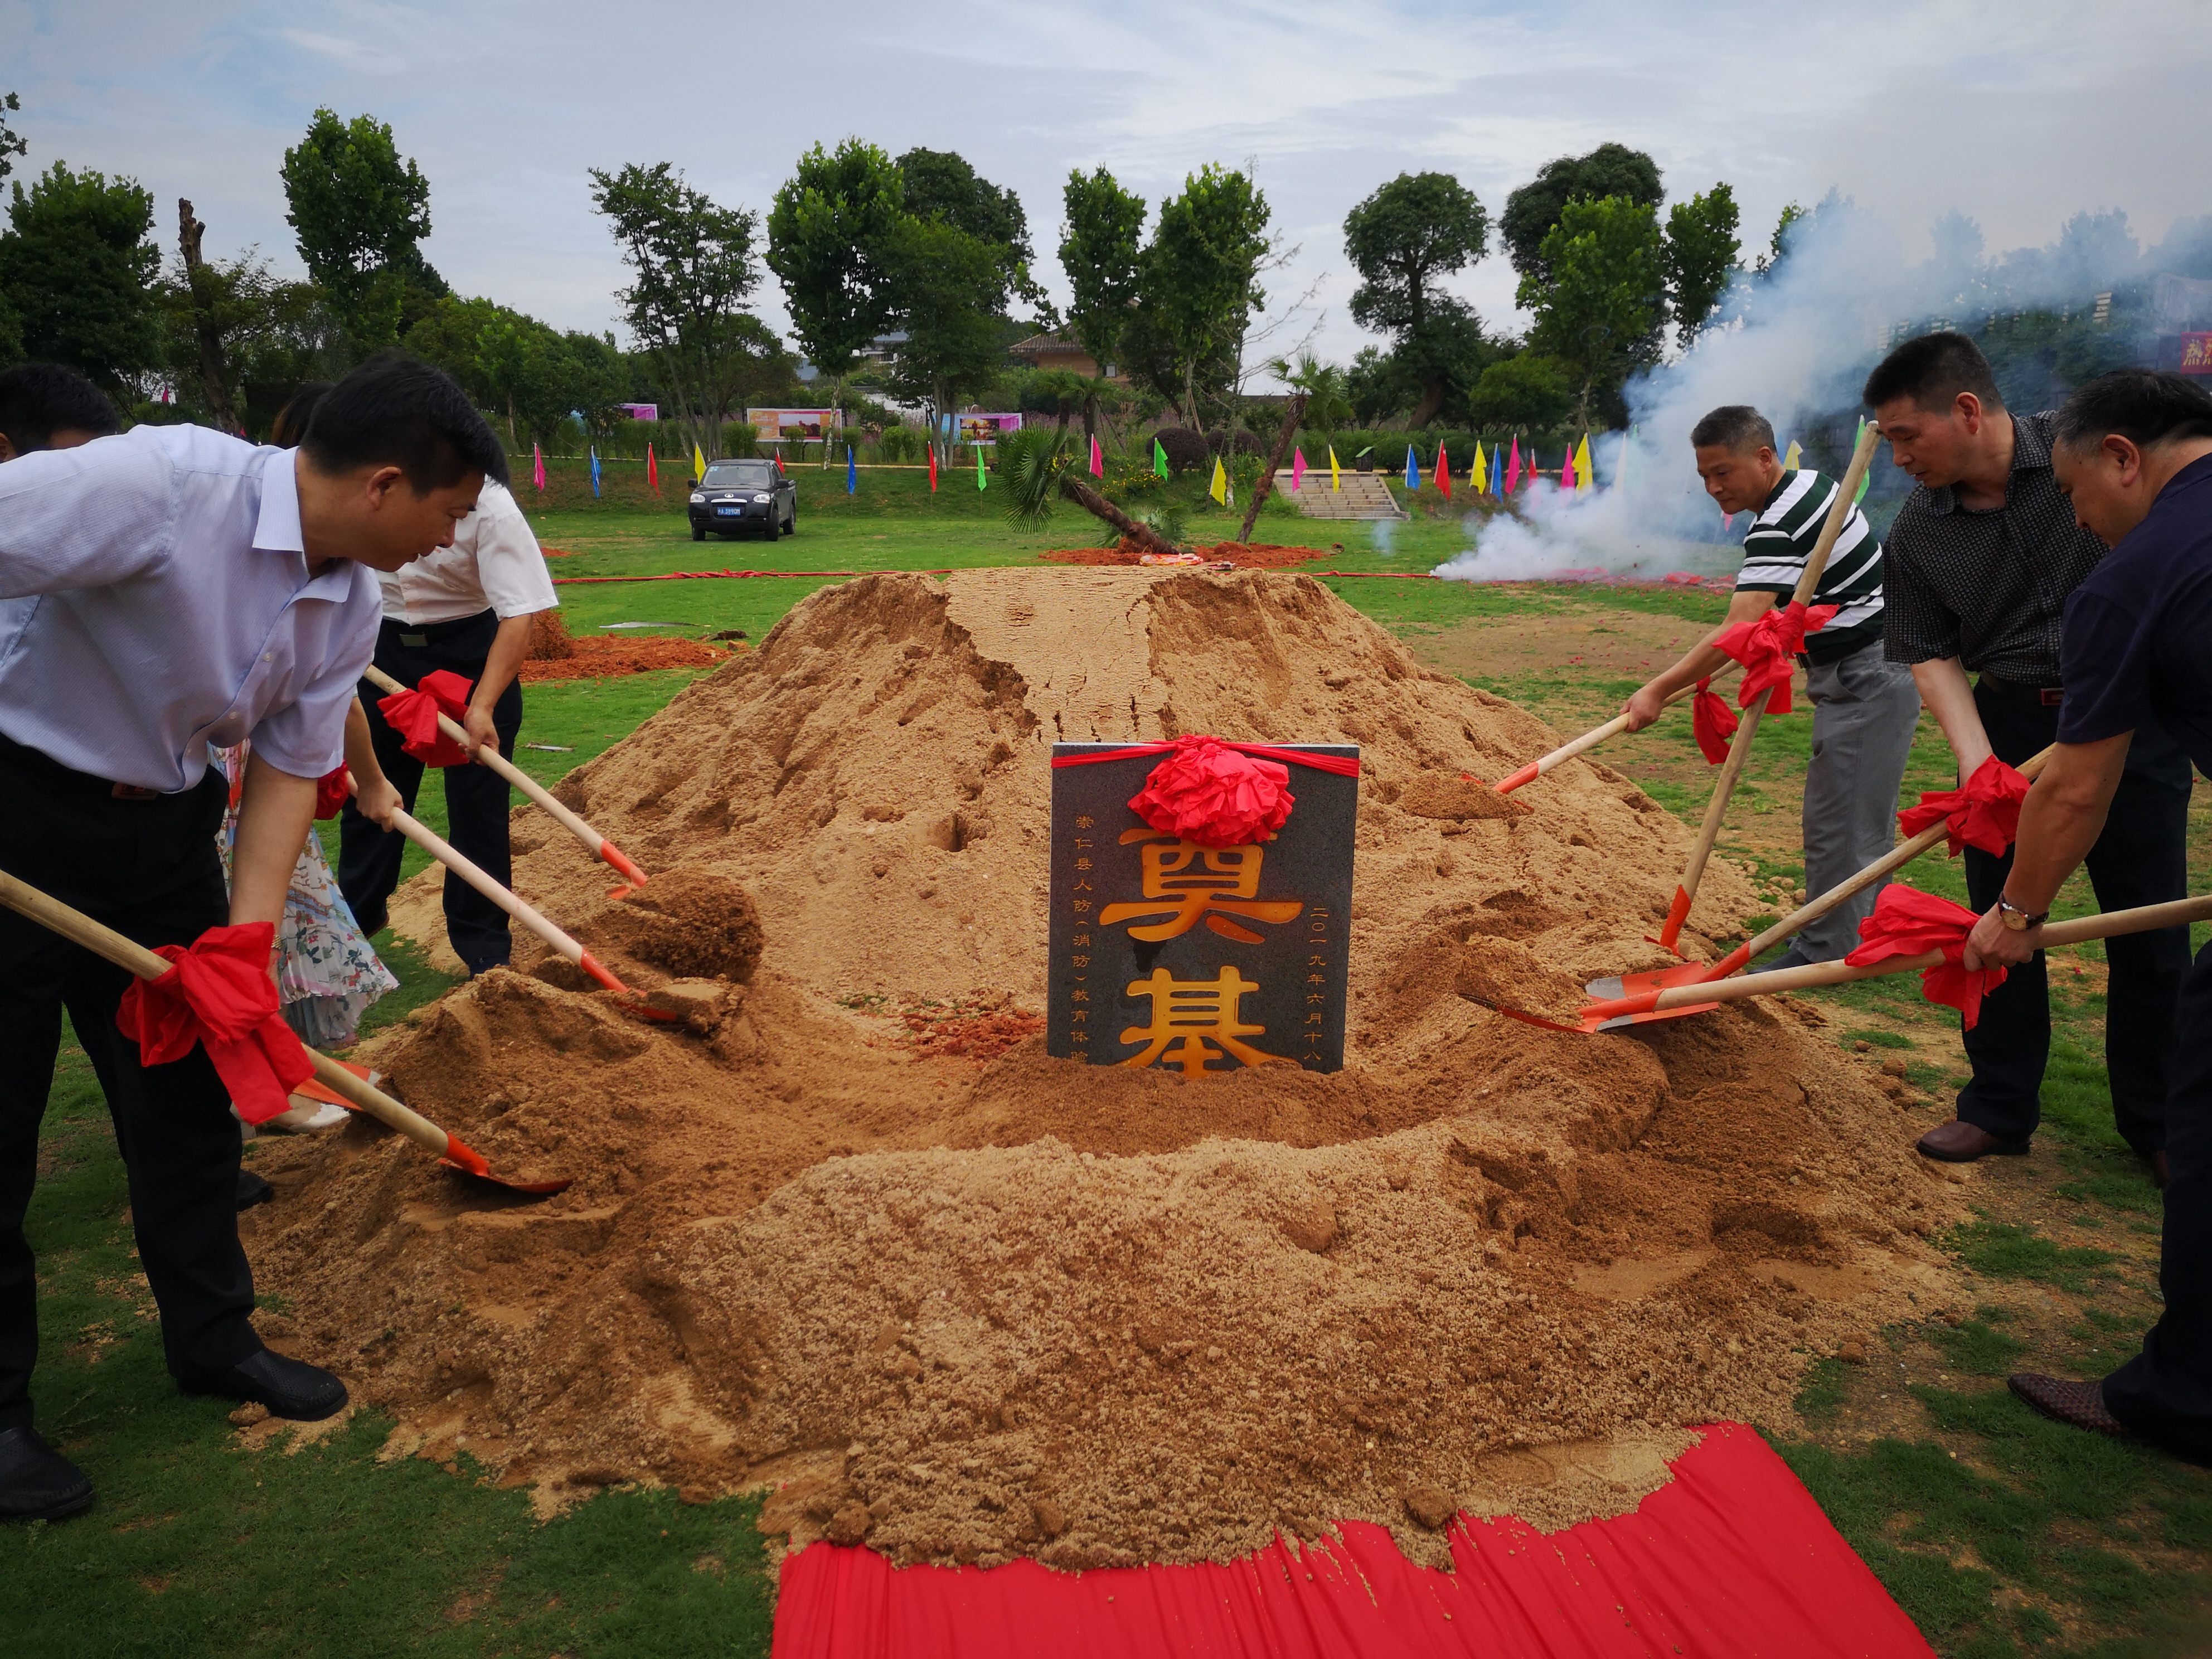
[2182,333,2212,374]
[957,413,1023,445]
[745,408,845,444]
[1046,743,1357,1075]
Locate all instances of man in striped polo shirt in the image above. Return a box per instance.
[1623,404,1921,968]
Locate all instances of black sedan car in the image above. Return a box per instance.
[688,459,795,540]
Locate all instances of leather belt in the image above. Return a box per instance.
[1980,672,2064,707]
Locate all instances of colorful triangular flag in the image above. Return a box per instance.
[1328,447,1340,491]
[1404,445,1420,491]
[1490,443,1503,494]
[531,442,545,492]
[1560,445,1576,491]
[928,442,938,492]
[588,446,600,498]
[1153,437,1170,479]
[774,447,787,474]
[1433,442,1451,499]
[1292,448,1306,493]
[1471,440,1487,496]
[1573,434,1594,494]
[1089,434,1103,478]
[1210,455,1229,506]
[1782,439,1802,472]
[846,445,856,494]
[646,443,658,490]
[1851,419,1871,502]
[976,444,987,491]
[693,442,706,482]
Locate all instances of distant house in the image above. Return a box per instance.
[1008,332,1124,384]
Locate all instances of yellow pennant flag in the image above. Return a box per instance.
[1328,447,1340,491]
[1471,439,1488,496]
[1210,455,1229,506]
[1782,439,1802,472]
[1573,434,1594,494]
[692,443,706,481]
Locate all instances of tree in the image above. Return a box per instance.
[765,139,906,413]
[1342,171,1490,428]
[590,162,762,448]
[0,162,161,391]
[1272,353,1352,440]
[1500,143,1663,282]
[1137,164,1270,432]
[279,109,444,352]
[896,148,1031,263]
[1662,183,1740,347]
[0,91,26,184]
[881,217,1015,449]
[157,251,337,436]
[1518,195,1666,429]
[1345,345,1413,425]
[1059,166,1146,436]
[996,425,1177,555]
[1462,352,1573,432]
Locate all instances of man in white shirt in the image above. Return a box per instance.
[0,355,502,1521]
[337,476,557,975]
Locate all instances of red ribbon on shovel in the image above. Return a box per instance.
[115,921,315,1123]
[1895,755,2031,858]
[1713,600,1837,715]
[1844,885,2009,1030]
[376,669,475,767]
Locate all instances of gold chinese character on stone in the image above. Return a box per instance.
[1098,831,1303,944]
[1118,966,1289,1076]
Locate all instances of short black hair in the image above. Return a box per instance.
[269,381,333,449]
[0,362,123,454]
[301,353,508,491]
[1690,404,1776,454]
[1862,329,2004,415]
[2054,368,2212,455]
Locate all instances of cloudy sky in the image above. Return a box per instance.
[4,0,2204,377]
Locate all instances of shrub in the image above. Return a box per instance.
[1205,428,1265,458]
[1152,427,1210,474]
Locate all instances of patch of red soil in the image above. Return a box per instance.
[518,636,740,680]
[1041,539,1327,570]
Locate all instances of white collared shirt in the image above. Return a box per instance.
[0,424,381,792]
[377,480,556,625]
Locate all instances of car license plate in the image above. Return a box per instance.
[715,506,740,516]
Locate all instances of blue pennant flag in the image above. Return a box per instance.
[846,445,857,494]
[1404,445,1420,490]
[589,446,600,498]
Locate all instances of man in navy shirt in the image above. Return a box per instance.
[1964,367,2212,1460]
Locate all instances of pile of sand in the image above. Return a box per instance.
[246,568,1966,1570]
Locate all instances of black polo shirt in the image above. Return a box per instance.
[1882,411,2108,681]
[2056,453,2212,778]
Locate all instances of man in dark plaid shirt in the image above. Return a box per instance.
[1870,332,2192,1178]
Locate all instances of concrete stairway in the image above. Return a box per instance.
[1275,470,1407,520]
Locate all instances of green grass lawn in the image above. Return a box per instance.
[21,491,2209,1655]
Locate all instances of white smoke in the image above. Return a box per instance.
[1435,196,2194,585]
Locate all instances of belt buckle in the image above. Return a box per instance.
[398,632,430,648]
[2039,687,2064,707]
[110,782,158,800]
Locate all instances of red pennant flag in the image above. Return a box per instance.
[312,764,351,820]
[1711,599,1839,715]
[1896,755,2032,857]
[1690,677,1740,763]
[646,443,658,490]
[115,923,316,1124]
[927,443,938,492]
[1433,443,1451,498]
[1845,885,2009,1029]
[376,669,474,767]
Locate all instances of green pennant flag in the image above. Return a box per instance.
[976,444,987,491]
[1852,418,1871,503]
[1153,438,1168,479]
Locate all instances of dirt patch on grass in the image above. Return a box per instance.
[1041,539,1327,570]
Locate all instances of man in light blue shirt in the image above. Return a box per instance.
[0,355,503,1521]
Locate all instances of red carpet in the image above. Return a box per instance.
[771,1423,1930,1659]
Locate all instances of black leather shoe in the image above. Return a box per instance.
[181,1348,348,1422]
[0,1426,94,1521]
[237,1169,273,1211]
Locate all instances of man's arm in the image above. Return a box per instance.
[345,697,402,829]
[1623,589,1778,730]
[1963,733,2131,968]
[230,750,317,961]
[1909,657,1993,777]
[464,613,536,756]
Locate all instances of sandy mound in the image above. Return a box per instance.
[246,568,1966,1569]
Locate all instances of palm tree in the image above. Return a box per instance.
[997,428,1178,555]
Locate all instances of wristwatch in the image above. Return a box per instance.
[1997,894,2050,931]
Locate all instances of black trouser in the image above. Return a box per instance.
[337,611,521,976]
[2103,937,2212,1457]
[0,736,261,1432]
[1957,677,2193,1153]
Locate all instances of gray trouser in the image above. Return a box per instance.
[1794,639,1923,961]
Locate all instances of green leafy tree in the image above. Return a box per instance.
[279,109,445,353]
[1344,344,1413,425]
[1500,143,1663,282]
[589,162,763,449]
[1517,195,1666,429]
[881,217,1015,450]
[160,209,341,434]
[765,139,906,419]
[1342,171,1490,428]
[0,91,28,357]
[1136,164,1270,432]
[1662,183,1740,347]
[1755,201,1806,274]
[0,162,160,390]
[1462,352,1573,433]
[896,148,1031,263]
[1272,353,1353,442]
[1059,166,1146,436]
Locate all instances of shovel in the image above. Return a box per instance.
[0,866,569,1195]
[361,664,649,894]
[1648,423,1884,955]
[1491,666,1743,794]
[1588,745,2057,1006]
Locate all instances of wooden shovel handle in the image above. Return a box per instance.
[0,866,463,1165]
[361,663,647,886]
[1496,666,1743,793]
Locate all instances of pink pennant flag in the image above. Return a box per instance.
[1505,438,1522,492]
[532,443,545,492]
[1559,446,1576,491]
[1089,435,1103,478]
[1292,448,1306,492]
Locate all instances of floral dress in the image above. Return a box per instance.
[210,743,397,1047]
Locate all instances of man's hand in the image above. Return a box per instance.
[463,702,499,759]
[1964,901,2041,970]
[351,770,404,830]
[1622,682,1669,732]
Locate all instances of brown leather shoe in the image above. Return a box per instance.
[2009,1374,2132,1438]
[1917,1118,2030,1162]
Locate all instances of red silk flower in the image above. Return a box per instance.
[312,764,351,820]
[1844,885,2009,1030]
[376,668,474,767]
[115,922,316,1124]
[1713,600,1837,715]
[1691,676,1739,764]
[1127,735,1294,848]
[1896,755,2031,858]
